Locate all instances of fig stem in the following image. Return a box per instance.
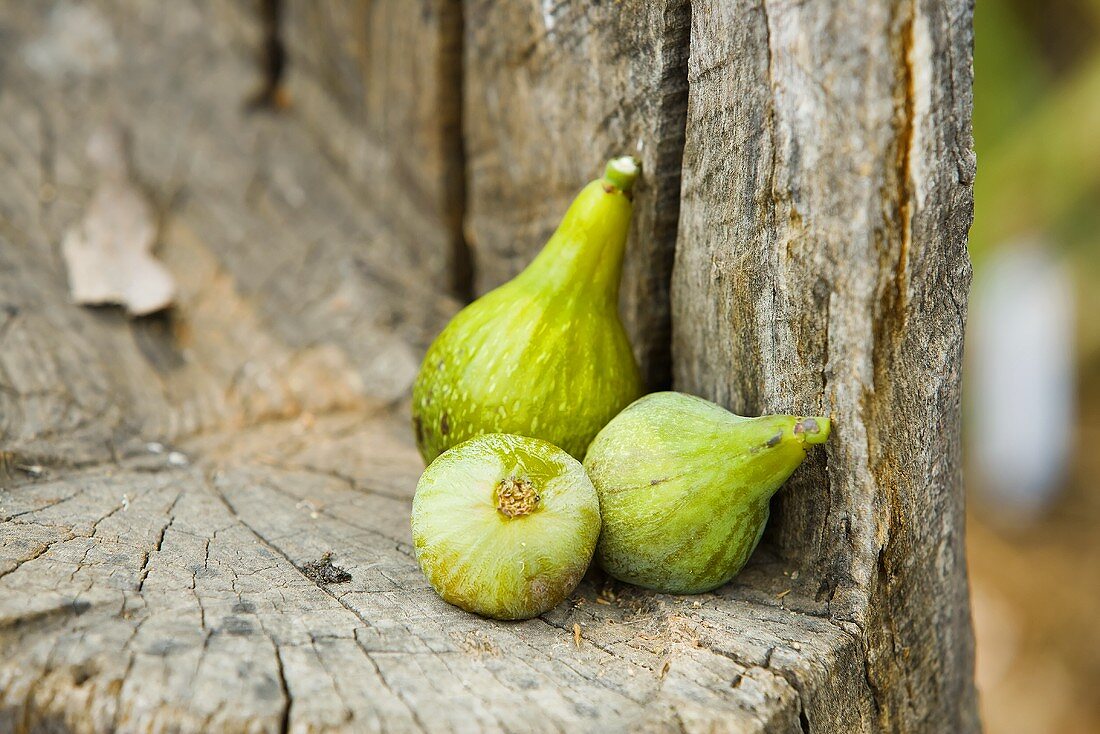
[603,156,640,194]
[794,417,831,445]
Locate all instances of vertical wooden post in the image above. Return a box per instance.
[282,0,468,296]
[672,0,979,729]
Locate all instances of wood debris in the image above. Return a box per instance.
[299,552,352,585]
[16,464,45,478]
[61,126,175,316]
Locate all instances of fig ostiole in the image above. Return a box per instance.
[412,157,644,463]
[411,433,601,620]
[583,392,831,595]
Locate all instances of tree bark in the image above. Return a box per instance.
[0,0,977,731]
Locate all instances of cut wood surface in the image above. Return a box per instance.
[0,0,978,732]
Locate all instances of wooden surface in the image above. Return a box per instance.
[672,0,980,730]
[281,0,468,297]
[0,0,978,732]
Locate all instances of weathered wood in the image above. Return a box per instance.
[0,0,456,471]
[463,0,690,387]
[672,0,979,730]
[4,409,876,733]
[0,1,839,731]
[281,0,469,297]
[0,0,978,731]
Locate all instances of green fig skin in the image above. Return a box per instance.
[583,392,831,595]
[412,158,644,463]
[411,433,602,620]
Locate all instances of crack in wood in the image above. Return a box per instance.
[249,0,287,111]
[273,643,291,734]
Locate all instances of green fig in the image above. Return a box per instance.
[412,158,645,462]
[411,433,602,620]
[583,392,831,594]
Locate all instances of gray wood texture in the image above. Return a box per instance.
[463,0,690,387]
[672,0,980,730]
[281,0,468,297]
[0,0,978,731]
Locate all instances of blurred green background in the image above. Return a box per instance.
[967,0,1100,731]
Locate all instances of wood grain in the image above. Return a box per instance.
[672,0,979,730]
[0,0,456,472]
[3,408,876,733]
[281,0,469,297]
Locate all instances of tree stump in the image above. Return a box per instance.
[0,1,978,731]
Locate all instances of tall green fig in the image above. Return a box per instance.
[583,392,831,594]
[412,158,644,462]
